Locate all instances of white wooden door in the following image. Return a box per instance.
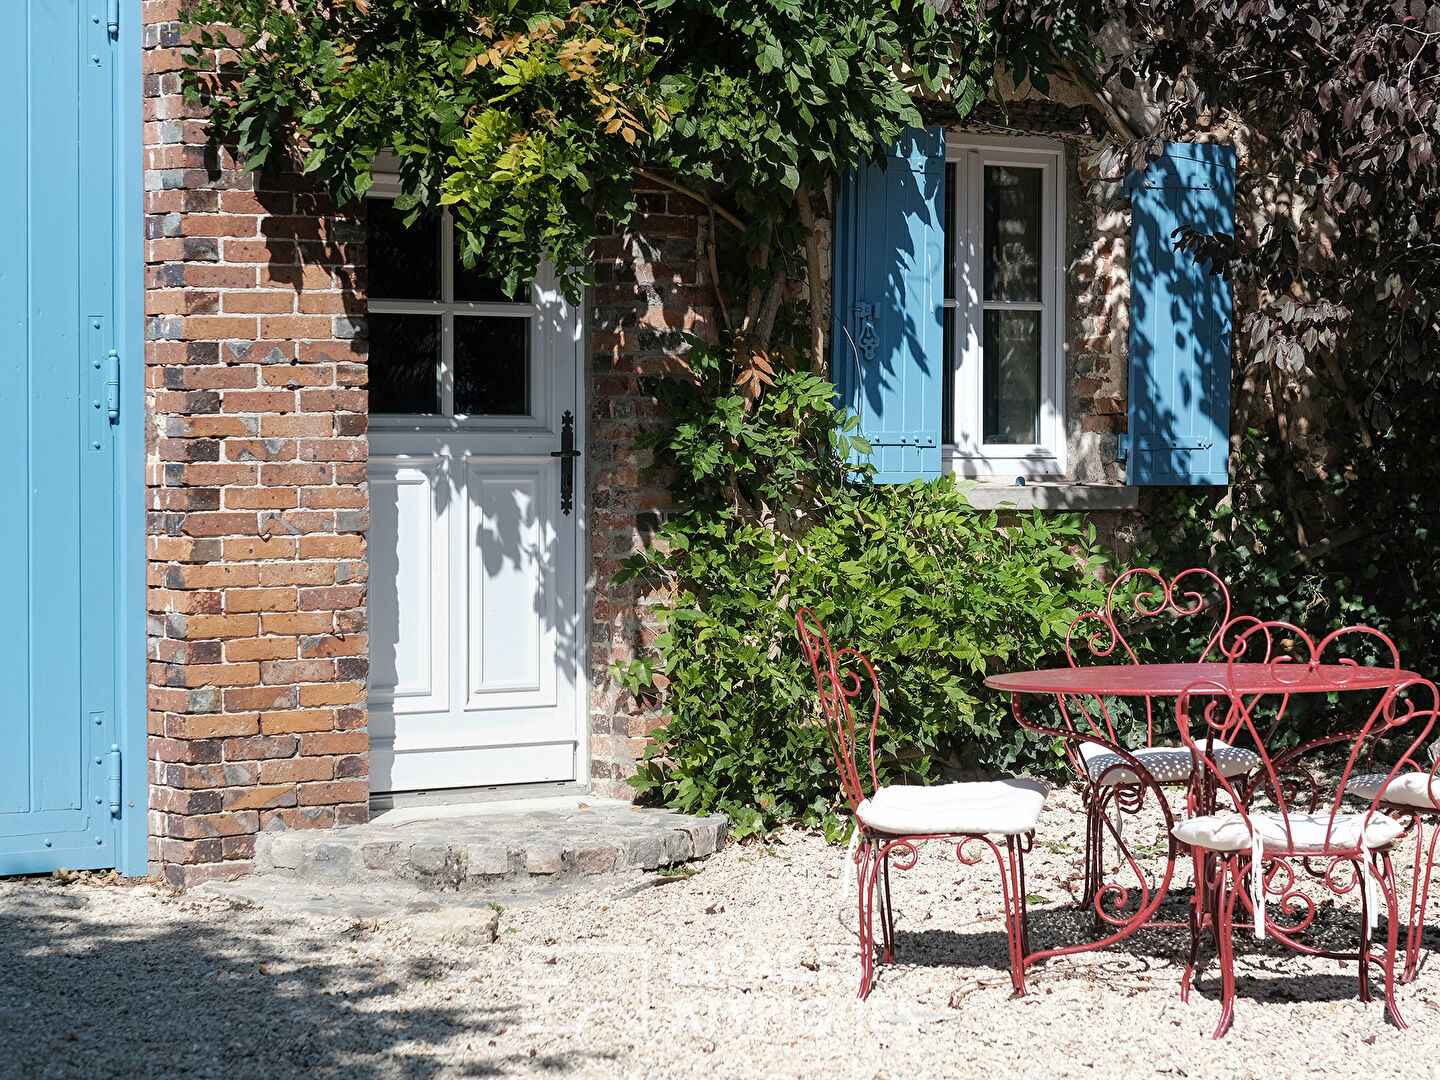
[365,196,583,792]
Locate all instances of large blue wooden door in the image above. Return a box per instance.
[0,0,128,874]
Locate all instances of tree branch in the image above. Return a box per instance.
[795,185,828,375]
[753,274,787,347]
[634,168,747,233]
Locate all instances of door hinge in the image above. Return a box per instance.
[106,745,122,817]
[1116,434,1129,461]
[107,0,119,37]
[106,349,120,423]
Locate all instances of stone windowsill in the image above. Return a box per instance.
[958,480,1139,511]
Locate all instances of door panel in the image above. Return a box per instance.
[369,456,449,714]
[465,459,558,709]
[0,0,120,873]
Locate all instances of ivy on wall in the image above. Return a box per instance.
[1097,0,1440,686]
[183,1,1125,833]
[612,342,1113,837]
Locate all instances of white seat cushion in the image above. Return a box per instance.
[1173,810,1406,854]
[1078,739,1259,786]
[1347,771,1440,810]
[856,778,1049,838]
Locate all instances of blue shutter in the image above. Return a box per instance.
[0,0,127,874]
[1123,143,1235,485]
[832,126,945,484]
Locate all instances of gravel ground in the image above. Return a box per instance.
[3,785,1439,1080]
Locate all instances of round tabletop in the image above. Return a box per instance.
[984,661,1422,697]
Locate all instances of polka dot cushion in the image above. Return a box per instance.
[1347,770,1440,809]
[1079,740,1260,787]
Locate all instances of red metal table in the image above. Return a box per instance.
[984,661,1422,964]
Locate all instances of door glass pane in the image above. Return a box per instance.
[454,232,531,303]
[942,306,955,446]
[983,310,1040,444]
[454,316,530,416]
[366,200,440,301]
[368,314,441,414]
[943,161,957,301]
[984,166,1043,302]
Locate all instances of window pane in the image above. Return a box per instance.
[454,233,531,303]
[943,161,957,301]
[366,200,440,301]
[454,316,530,416]
[983,166,1043,302]
[942,305,955,446]
[368,314,441,415]
[983,310,1040,444]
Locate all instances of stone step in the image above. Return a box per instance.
[251,797,728,893]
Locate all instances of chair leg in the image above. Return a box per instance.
[878,850,896,964]
[1357,857,1373,1004]
[1212,855,1240,1040]
[856,839,879,1000]
[1016,836,1033,962]
[1404,813,1439,983]
[1181,848,1208,1003]
[1376,849,1408,1030]
[1000,836,1030,997]
[1082,784,1104,907]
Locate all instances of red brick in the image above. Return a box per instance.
[299,730,368,756]
[259,709,336,735]
[298,780,368,806]
[225,636,298,662]
[258,757,333,783]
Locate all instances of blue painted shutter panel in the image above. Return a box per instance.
[832,126,946,483]
[0,0,120,874]
[1124,143,1236,485]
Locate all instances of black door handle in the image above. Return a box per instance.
[550,410,580,515]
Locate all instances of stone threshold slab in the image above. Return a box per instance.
[247,798,728,894]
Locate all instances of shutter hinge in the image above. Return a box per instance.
[106,349,120,423]
[1116,434,1129,461]
[872,435,937,448]
[1125,436,1214,452]
[107,0,119,37]
[852,302,878,360]
[106,745,122,817]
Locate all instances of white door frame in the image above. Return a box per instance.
[364,180,588,794]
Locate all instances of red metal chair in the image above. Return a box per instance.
[796,607,1049,999]
[1063,568,1259,915]
[1346,739,1440,982]
[1173,620,1438,1037]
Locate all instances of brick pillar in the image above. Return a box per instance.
[586,181,715,798]
[144,2,370,886]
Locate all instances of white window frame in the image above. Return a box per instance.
[364,175,557,434]
[944,133,1067,478]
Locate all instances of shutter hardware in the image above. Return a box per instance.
[106,349,120,423]
[851,302,879,360]
[871,435,937,448]
[1118,434,1213,460]
[106,745,121,817]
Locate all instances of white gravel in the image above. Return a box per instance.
[2,785,1438,1079]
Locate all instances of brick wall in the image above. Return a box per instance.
[585,181,715,798]
[144,2,370,887]
[1068,143,1131,484]
[138,10,1134,873]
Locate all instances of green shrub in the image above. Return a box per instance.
[612,341,1114,839]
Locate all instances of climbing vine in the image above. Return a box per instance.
[182,1,1120,835]
[1097,0,1440,677]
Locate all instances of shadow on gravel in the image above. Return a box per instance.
[0,886,611,1080]
[886,900,1425,1011]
